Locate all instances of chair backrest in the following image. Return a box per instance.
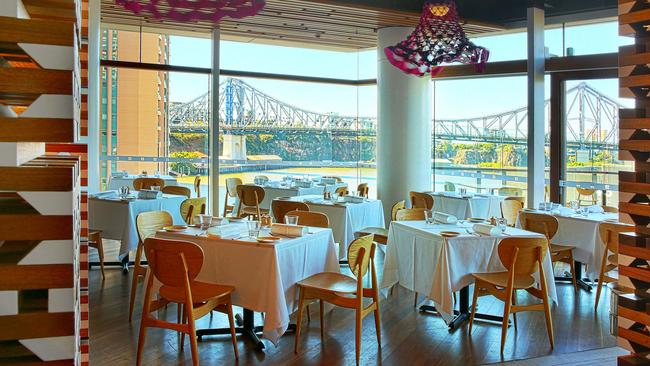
[498,187,523,197]
[180,197,207,224]
[444,182,456,192]
[577,187,596,196]
[335,186,349,197]
[161,185,191,198]
[501,199,523,226]
[598,222,632,255]
[136,211,173,243]
[144,237,204,288]
[347,234,375,279]
[225,177,242,198]
[193,176,201,197]
[271,200,309,223]
[391,200,406,221]
[286,210,329,228]
[396,208,426,221]
[237,184,265,207]
[519,211,559,240]
[357,183,369,198]
[497,237,548,276]
[409,191,433,209]
[602,205,619,213]
[133,177,165,190]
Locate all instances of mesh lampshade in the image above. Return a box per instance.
[384,0,489,77]
[115,0,266,23]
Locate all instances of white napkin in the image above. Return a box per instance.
[207,225,241,238]
[91,190,118,199]
[473,223,501,236]
[344,195,364,203]
[585,205,604,214]
[434,211,458,224]
[271,223,308,237]
[137,190,162,200]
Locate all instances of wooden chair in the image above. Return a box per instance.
[497,187,523,197]
[519,211,578,292]
[355,200,406,245]
[409,191,433,210]
[137,237,238,365]
[444,182,456,192]
[500,198,523,227]
[395,207,426,305]
[357,183,369,198]
[294,235,380,366]
[223,177,242,217]
[323,176,343,182]
[602,205,618,213]
[180,197,207,225]
[193,176,201,197]
[161,185,191,198]
[271,200,309,223]
[595,222,632,311]
[133,177,165,190]
[577,187,597,206]
[286,210,329,228]
[236,184,269,220]
[469,236,553,354]
[88,229,105,280]
[129,211,173,322]
[335,186,349,197]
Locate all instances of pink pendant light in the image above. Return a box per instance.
[384,0,489,77]
[115,0,266,23]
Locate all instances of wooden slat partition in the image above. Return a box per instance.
[617,1,650,365]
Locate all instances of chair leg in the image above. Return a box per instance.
[568,251,578,293]
[511,291,518,332]
[294,290,306,354]
[135,318,148,366]
[306,304,311,322]
[373,302,382,346]
[468,283,480,335]
[186,306,199,366]
[541,283,555,349]
[226,300,239,359]
[319,300,324,340]
[180,304,186,352]
[413,292,419,308]
[96,236,105,280]
[177,303,183,350]
[128,244,144,322]
[355,308,362,366]
[594,273,605,312]
[500,288,513,355]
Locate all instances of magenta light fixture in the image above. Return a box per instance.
[115,0,266,23]
[384,0,489,77]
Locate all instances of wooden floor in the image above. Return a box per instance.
[89,241,617,366]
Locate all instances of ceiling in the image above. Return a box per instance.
[100,0,617,51]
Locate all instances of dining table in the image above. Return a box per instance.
[381,220,557,330]
[285,195,385,260]
[427,191,507,220]
[154,224,339,350]
[107,174,178,190]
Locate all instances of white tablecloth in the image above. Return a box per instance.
[381,221,557,322]
[428,192,506,219]
[88,193,186,259]
[155,225,339,345]
[287,195,385,259]
[107,175,177,190]
[233,182,347,214]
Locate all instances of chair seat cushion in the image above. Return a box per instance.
[550,244,575,253]
[160,281,234,303]
[298,272,358,294]
[472,272,536,289]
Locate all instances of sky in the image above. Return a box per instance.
[167,21,632,120]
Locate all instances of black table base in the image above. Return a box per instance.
[554,260,592,292]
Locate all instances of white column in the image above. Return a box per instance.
[527,6,545,208]
[377,27,432,221]
[87,0,101,193]
[209,29,220,214]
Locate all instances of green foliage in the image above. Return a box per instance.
[170,151,202,175]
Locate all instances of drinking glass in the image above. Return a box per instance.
[119,186,130,198]
[424,210,435,224]
[150,185,161,191]
[247,220,261,238]
[570,200,579,211]
[544,202,553,211]
[198,214,213,230]
[285,215,299,225]
[497,218,508,233]
[538,202,545,211]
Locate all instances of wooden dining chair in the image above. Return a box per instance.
[323,176,343,182]
[88,229,105,280]
[294,235,380,366]
[602,205,619,213]
[129,211,173,322]
[271,200,309,223]
[236,184,269,220]
[357,183,369,198]
[469,236,553,354]
[180,197,207,225]
[161,185,191,198]
[355,200,406,245]
[500,198,523,227]
[335,186,349,197]
[577,187,597,206]
[497,187,523,197]
[286,210,329,228]
[409,191,433,210]
[133,177,166,190]
[193,175,201,197]
[519,211,578,292]
[137,237,238,365]
[395,207,426,305]
[595,222,632,311]
[223,177,242,217]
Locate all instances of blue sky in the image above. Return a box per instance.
[168,21,631,119]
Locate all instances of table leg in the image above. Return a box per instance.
[554,260,592,292]
[197,308,265,350]
[121,255,129,274]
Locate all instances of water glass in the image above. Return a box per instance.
[285,215,299,225]
[119,186,130,198]
[198,214,213,230]
[424,210,435,224]
[497,218,508,233]
[150,185,161,191]
[247,220,261,238]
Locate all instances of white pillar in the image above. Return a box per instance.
[527,6,545,208]
[377,27,432,220]
[209,29,220,214]
[87,0,101,193]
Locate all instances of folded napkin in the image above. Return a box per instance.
[271,223,308,237]
[344,195,365,203]
[207,225,241,238]
[585,205,604,214]
[473,223,502,236]
[91,190,118,199]
[137,190,162,200]
[434,211,458,224]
